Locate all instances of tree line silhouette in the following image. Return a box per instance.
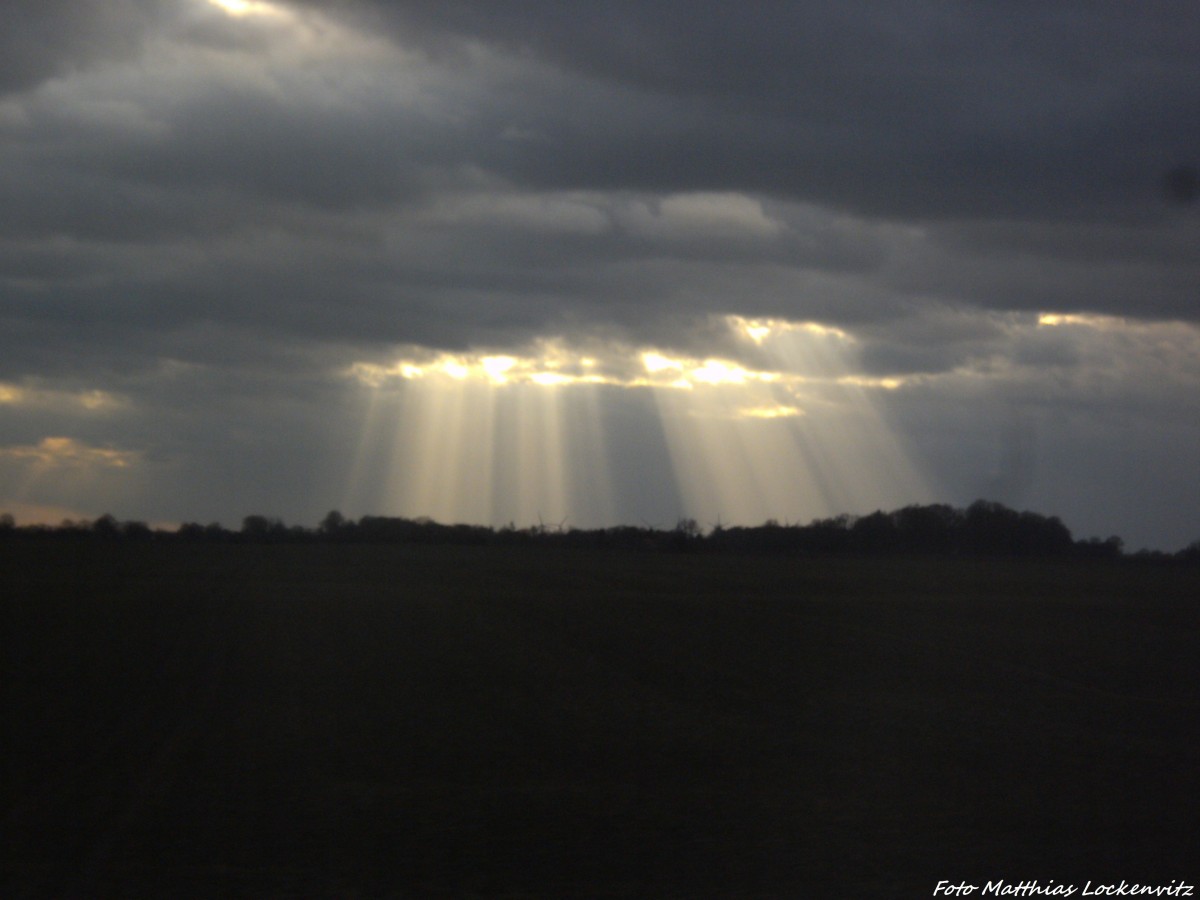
[2,500,1197,561]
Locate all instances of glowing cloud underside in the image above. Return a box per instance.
[343,318,931,527]
[205,0,284,17]
[0,437,138,468]
[0,437,143,522]
[0,383,125,412]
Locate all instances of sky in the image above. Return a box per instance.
[2,0,1199,550]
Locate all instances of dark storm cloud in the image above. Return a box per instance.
[4,0,1195,361]
[296,0,1200,222]
[0,63,460,243]
[0,0,176,95]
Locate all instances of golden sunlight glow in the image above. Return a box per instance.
[0,437,139,469]
[441,360,470,380]
[351,347,616,390]
[350,343,836,394]
[0,382,126,412]
[529,372,574,387]
[346,372,612,527]
[481,355,517,383]
[729,315,851,345]
[690,360,749,385]
[838,375,904,390]
[205,0,285,17]
[649,320,927,524]
[1037,312,1117,328]
[641,351,683,374]
[738,405,805,419]
[342,316,931,527]
[739,320,772,345]
[196,0,398,65]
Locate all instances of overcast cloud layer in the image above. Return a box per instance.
[2,0,1198,549]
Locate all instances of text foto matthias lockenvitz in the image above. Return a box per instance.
[934,881,1195,897]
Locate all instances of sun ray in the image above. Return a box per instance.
[562,383,618,525]
[510,384,568,526]
[342,316,933,528]
[389,376,496,524]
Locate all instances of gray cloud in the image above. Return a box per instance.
[295,0,1200,220]
[0,0,176,95]
[1,0,1199,549]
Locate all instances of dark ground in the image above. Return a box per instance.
[3,542,1199,897]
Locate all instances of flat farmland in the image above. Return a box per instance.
[3,542,1199,897]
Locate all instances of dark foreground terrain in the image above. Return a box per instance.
[3,542,1199,897]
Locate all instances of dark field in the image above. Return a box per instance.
[3,543,1199,897]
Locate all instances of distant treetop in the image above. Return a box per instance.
[0,501,1189,562]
